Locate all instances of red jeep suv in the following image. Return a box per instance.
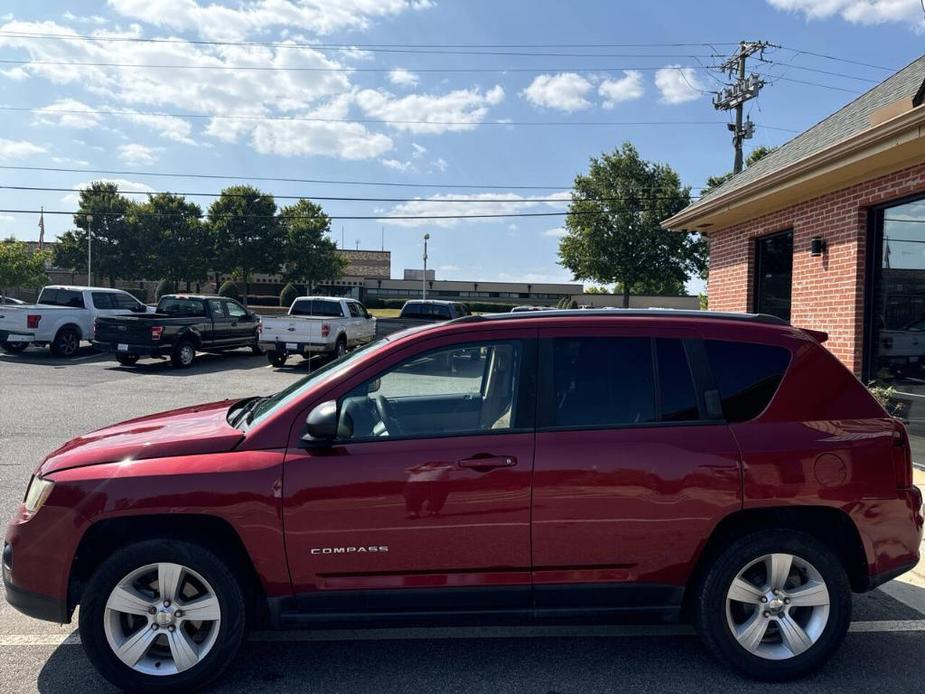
[4,310,922,691]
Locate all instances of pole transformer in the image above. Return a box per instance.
[713,41,774,174]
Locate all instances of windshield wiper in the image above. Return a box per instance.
[229,396,266,428]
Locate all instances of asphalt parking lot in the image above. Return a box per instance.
[1,345,925,693]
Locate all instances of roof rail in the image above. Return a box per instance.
[454,308,789,326]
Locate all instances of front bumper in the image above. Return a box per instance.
[3,565,70,623]
[91,340,167,357]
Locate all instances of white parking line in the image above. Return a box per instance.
[2,620,924,647]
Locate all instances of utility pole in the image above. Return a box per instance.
[713,41,774,174]
[86,213,94,286]
[422,233,430,300]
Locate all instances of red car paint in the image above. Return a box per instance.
[4,313,923,626]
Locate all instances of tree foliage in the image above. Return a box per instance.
[208,186,283,303]
[702,145,778,196]
[0,238,48,298]
[132,193,211,289]
[279,199,346,291]
[280,281,300,307]
[558,143,706,307]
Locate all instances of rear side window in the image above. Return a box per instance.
[656,339,700,422]
[551,337,655,427]
[91,292,114,309]
[705,340,791,422]
[291,300,343,317]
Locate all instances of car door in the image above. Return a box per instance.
[223,299,257,345]
[283,328,537,613]
[345,302,366,344]
[531,325,741,616]
[207,299,232,345]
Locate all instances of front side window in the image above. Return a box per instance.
[338,341,523,440]
[551,337,656,427]
[113,293,143,310]
[705,340,791,422]
[347,302,361,318]
[225,301,247,318]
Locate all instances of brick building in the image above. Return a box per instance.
[663,55,925,382]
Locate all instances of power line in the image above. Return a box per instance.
[757,73,863,94]
[0,183,702,203]
[0,164,573,190]
[0,207,681,221]
[3,104,801,131]
[777,45,897,72]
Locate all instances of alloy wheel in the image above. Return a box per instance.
[103,562,221,676]
[179,344,195,366]
[58,332,78,357]
[725,552,830,660]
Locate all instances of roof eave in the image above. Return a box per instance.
[663,104,925,232]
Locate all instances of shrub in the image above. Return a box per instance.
[280,282,300,308]
[218,280,240,301]
[155,279,175,301]
[242,295,278,306]
[124,287,150,303]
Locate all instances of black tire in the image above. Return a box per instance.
[334,336,347,359]
[78,539,246,693]
[250,344,263,356]
[170,340,196,369]
[694,529,851,681]
[0,340,28,354]
[50,327,80,358]
[267,352,287,367]
[116,354,140,367]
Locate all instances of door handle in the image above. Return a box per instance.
[457,455,517,470]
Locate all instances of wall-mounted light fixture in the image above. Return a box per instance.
[810,237,827,257]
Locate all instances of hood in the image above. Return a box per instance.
[40,400,245,475]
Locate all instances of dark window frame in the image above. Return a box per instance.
[752,229,794,321]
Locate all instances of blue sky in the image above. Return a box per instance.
[0,1,923,293]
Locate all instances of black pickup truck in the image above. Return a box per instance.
[92,294,261,368]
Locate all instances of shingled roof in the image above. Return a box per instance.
[680,54,925,214]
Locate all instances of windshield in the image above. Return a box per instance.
[240,337,387,430]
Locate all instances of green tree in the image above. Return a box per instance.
[55,182,138,286]
[208,186,283,304]
[278,199,346,291]
[584,285,612,294]
[0,238,48,300]
[701,145,778,196]
[133,193,211,290]
[558,143,706,308]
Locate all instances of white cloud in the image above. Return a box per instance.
[655,66,706,104]
[380,191,570,228]
[107,0,435,40]
[61,179,155,205]
[767,0,924,25]
[0,138,46,160]
[388,68,420,88]
[0,214,15,224]
[117,143,162,166]
[119,113,195,144]
[431,157,448,172]
[598,70,644,108]
[249,119,393,160]
[33,98,102,129]
[521,73,593,112]
[411,143,427,158]
[381,158,413,172]
[543,227,568,237]
[355,85,505,134]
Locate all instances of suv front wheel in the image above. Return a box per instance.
[78,539,246,692]
[694,529,851,681]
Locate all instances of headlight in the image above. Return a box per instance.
[23,476,54,515]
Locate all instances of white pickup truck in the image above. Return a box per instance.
[259,296,376,367]
[0,285,149,358]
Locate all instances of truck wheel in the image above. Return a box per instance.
[78,539,246,693]
[51,328,80,358]
[334,336,347,359]
[250,344,263,356]
[171,341,196,369]
[0,341,27,354]
[694,529,850,681]
[116,354,140,367]
[267,352,287,367]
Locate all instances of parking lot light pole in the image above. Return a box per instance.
[86,214,94,286]
[422,233,430,300]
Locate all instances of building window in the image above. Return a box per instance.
[753,230,793,321]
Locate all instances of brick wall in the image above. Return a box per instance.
[707,161,925,375]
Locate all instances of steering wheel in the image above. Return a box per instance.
[373,394,403,437]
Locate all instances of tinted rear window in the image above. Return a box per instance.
[656,339,700,422]
[38,289,84,308]
[158,298,206,316]
[552,337,656,427]
[291,300,343,317]
[705,340,791,422]
[91,292,114,309]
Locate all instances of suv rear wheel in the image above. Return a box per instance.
[694,529,850,681]
[78,539,246,693]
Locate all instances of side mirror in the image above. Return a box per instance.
[301,400,340,447]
